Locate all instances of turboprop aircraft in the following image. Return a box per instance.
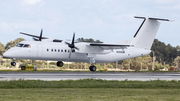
[3,16,171,71]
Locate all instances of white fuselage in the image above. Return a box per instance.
[2,16,170,72]
[4,41,150,63]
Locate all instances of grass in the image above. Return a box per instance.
[1,79,180,101]
[0,88,180,101]
[0,79,180,89]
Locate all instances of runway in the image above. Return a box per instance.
[0,72,180,81]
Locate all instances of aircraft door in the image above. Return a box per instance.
[37,44,43,57]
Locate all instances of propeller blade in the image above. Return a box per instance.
[33,37,39,41]
[39,29,43,41]
[20,31,48,39]
[65,42,70,45]
[74,47,79,50]
[68,49,72,59]
[72,33,75,45]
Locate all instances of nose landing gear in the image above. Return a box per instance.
[11,62,16,66]
[11,58,16,66]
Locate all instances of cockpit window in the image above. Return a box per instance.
[23,44,31,48]
[16,44,31,48]
[16,44,24,47]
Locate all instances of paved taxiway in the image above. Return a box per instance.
[1,72,180,81]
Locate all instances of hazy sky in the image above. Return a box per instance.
[0,0,180,47]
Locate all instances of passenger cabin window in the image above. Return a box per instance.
[58,49,60,52]
[23,44,31,48]
[16,44,24,47]
[51,49,53,52]
[47,49,49,51]
[55,49,56,52]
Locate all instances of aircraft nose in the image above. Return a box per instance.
[3,51,10,58]
[3,49,15,59]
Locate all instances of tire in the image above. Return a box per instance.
[57,61,64,67]
[92,66,96,72]
[89,66,92,71]
[89,65,96,72]
[11,62,16,66]
[59,62,63,67]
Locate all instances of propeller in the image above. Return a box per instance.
[65,33,79,59]
[39,29,43,41]
[20,29,49,41]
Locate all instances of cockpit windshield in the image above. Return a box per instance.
[16,44,31,48]
[16,44,24,47]
[23,44,31,48]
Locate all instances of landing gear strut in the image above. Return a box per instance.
[89,65,96,72]
[57,61,64,67]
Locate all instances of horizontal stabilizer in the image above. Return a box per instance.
[134,16,171,21]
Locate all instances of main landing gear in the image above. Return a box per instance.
[57,61,64,67]
[88,57,97,72]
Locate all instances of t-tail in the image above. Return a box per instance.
[131,16,171,50]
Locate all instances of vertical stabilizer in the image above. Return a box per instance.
[131,16,170,50]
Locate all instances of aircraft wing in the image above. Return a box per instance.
[20,32,49,39]
[89,43,130,50]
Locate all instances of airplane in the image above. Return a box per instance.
[3,16,171,72]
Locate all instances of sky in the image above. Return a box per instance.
[0,0,180,47]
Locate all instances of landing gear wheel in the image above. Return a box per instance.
[11,62,16,66]
[89,65,96,72]
[89,66,92,71]
[57,61,64,67]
